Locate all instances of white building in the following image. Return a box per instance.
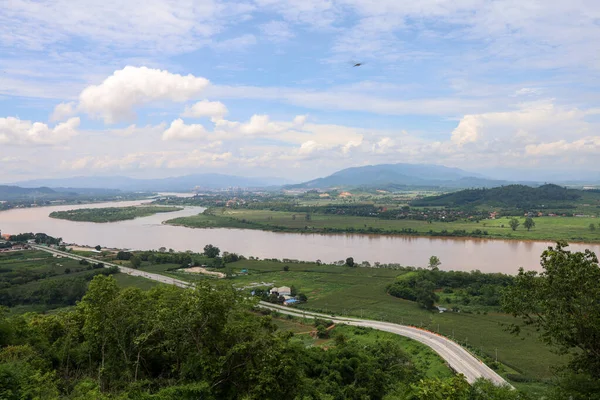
[269,286,292,296]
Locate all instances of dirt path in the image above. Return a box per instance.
[182,266,226,278]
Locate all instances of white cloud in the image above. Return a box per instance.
[211,34,257,51]
[260,21,295,42]
[181,100,228,120]
[106,123,167,137]
[77,66,210,123]
[0,117,80,145]
[214,114,305,137]
[525,137,600,157]
[50,102,76,122]
[162,119,209,141]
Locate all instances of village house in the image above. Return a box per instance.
[269,286,291,296]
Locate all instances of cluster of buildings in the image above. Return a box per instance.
[269,286,300,306]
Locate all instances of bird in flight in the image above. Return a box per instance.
[353,62,364,67]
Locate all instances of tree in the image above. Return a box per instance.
[283,265,289,272]
[503,242,600,393]
[64,268,71,274]
[345,257,355,267]
[298,293,308,302]
[428,256,441,270]
[158,247,166,253]
[415,279,438,310]
[305,213,311,221]
[95,245,101,251]
[290,285,297,296]
[590,223,596,232]
[203,244,220,258]
[523,217,535,231]
[129,256,141,269]
[509,218,520,231]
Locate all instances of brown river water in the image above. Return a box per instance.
[1,199,599,274]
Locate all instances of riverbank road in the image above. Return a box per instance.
[258,302,512,388]
[31,245,192,288]
[31,245,510,388]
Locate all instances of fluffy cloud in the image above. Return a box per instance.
[50,102,76,122]
[77,66,210,123]
[0,117,80,145]
[181,100,228,120]
[162,119,209,141]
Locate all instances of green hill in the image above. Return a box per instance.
[411,184,585,209]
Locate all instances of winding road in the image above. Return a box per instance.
[32,244,511,388]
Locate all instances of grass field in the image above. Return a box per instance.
[167,208,600,243]
[224,259,563,394]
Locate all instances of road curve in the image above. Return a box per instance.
[32,245,511,388]
[259,302,512,388]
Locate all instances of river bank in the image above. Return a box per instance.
[165,207,600,244]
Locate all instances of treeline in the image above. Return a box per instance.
[0,276,522,399]
[8,232,62,245]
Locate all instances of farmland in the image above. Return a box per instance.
[223,258,563,395]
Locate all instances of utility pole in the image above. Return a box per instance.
[495,348,498,362]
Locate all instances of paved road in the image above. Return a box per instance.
[33,245,510,387]
[32,245,192,288]
[258,302,512,387]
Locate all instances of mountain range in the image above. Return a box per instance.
[12,174,291,192]
[10,163,586,192]
[285,163,516,190]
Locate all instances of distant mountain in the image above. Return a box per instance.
[13,174,290,192]
[287,163,506,189]
[0,185,56,200]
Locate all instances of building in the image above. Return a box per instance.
[269,286,292,296]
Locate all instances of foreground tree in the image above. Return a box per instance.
[523,217,535,231]
[509,218,520,231]
[503,242,600,398]
[590,223,596,232]
[345,257,355,267]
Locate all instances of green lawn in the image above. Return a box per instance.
[167,208,600,242]
[224,259,563,389]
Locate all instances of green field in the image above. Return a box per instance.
[49,205,183,223]
[167,208,600,242]
[223,259,563,394]
[0,250,159,314]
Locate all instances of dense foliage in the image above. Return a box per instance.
[0,276,522,399]
[389,269,514,310]
[503,242,600,399]
[49,206,182,223]
[412,184,581,209]
[8,232,62,245]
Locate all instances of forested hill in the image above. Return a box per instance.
[0,185,55,200]
[411,184,583,208]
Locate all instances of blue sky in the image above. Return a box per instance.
[1,0,600,182]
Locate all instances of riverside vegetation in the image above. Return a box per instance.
[160,184,600,243]
[49,206,182,223]
[1,233,598,398]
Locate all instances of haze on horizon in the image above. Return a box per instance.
[1,1,600,183]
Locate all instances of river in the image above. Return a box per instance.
[1,199,599,274]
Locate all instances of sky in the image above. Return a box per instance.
[2,0,600,183]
